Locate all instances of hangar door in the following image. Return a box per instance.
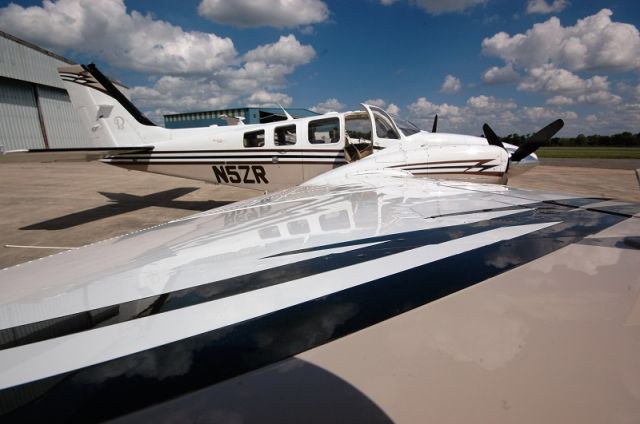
[0,78,45,150]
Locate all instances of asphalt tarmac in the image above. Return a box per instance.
[1,159,639,268]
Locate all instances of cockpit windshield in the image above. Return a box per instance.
[393,117,421,136]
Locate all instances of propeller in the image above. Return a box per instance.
[431,114,438,133]
[482,119,564,162]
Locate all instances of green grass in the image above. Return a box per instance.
[536,147,640,159]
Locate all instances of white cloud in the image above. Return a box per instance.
[466,95,517,112]
[244,35,315,67]
[363,99,401,116]
[441,74,462,94]
[546,95,574,105]
[386,103,401,116]
[130,34,314,115]
[128,34,314,119]
[407,97,464,129]
[482,9,640,72]
[523,106,577,121]
[585,114,597,123]
[363,98,387,108]
[576,91,622,105]
[380,0,399,5]
[481,65,520,84]
[198,0,329,28]
[0,1,318,120]
[310,98,345,113]
[406,92,638,136]
[517,65,609,95]
[246,90,293,107]
[0,0,236,75]
[405,95,585,135]
[526,0,568,15]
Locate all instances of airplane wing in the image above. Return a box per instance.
[0,146,154,163]
[0,170,639,422]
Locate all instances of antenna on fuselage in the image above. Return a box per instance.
[431,114,438,133]
[278,103,294,120]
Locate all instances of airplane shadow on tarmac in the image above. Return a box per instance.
[21,187,231,230]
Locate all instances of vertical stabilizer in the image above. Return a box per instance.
[58,64,169,147]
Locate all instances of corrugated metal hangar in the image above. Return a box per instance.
[164,107,318,129]
[0,30,128,151]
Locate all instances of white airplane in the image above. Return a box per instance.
[1,64,563,191]
[1,64,639,423]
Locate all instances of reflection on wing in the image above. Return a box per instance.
[0,172,639,421]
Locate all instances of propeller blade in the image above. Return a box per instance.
[431,114,438,133]
[511,119,564,162]
[482,123,503,148]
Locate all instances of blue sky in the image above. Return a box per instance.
[1,0,639,136]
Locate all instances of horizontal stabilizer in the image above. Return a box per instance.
[0,146,154,163]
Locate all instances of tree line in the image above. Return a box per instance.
[502,132,640,147]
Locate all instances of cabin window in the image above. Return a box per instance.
[259,226,280,239]
[345,114,372,142]
[319,210,349,230]
[287,219,310,235]
[374,114,400,139]
[243,130,265,148]
[308,118,340,144]
[275,124,297,146]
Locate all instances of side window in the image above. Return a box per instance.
[243,130,265,147]
[374,114,400,139]
[345,114,372,141]
[275,124,297,146]
[308,118,340,144]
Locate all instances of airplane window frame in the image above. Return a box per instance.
[374,113,400,140]
[274,124,297,146]
[243,130,265,148]
[308,118,341,144]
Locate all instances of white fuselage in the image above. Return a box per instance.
[102,110,513,192]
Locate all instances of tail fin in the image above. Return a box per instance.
[58,64,168,147]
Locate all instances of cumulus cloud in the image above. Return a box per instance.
[363,99,401,116]
[481,65,520,84]
[576,91,622,105]
[518,65,622,105]
[441,74,462,94]
[246,90,293,107]
[0,0,236,75]
[0,1,318,122]
[363,98,387,108]
[466,95,517,111]
[405,95,583,135]
[407,97,464,127]
[130,34,314,117]
[526,0,569,15]
[244,35,315,67]
[386,103,401,116]
[310,98,345,113]
[198,0,329,28]
[482,9,640,72]
[517,65,610,95]
[523,106,577,121]
[546,95,574,106]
